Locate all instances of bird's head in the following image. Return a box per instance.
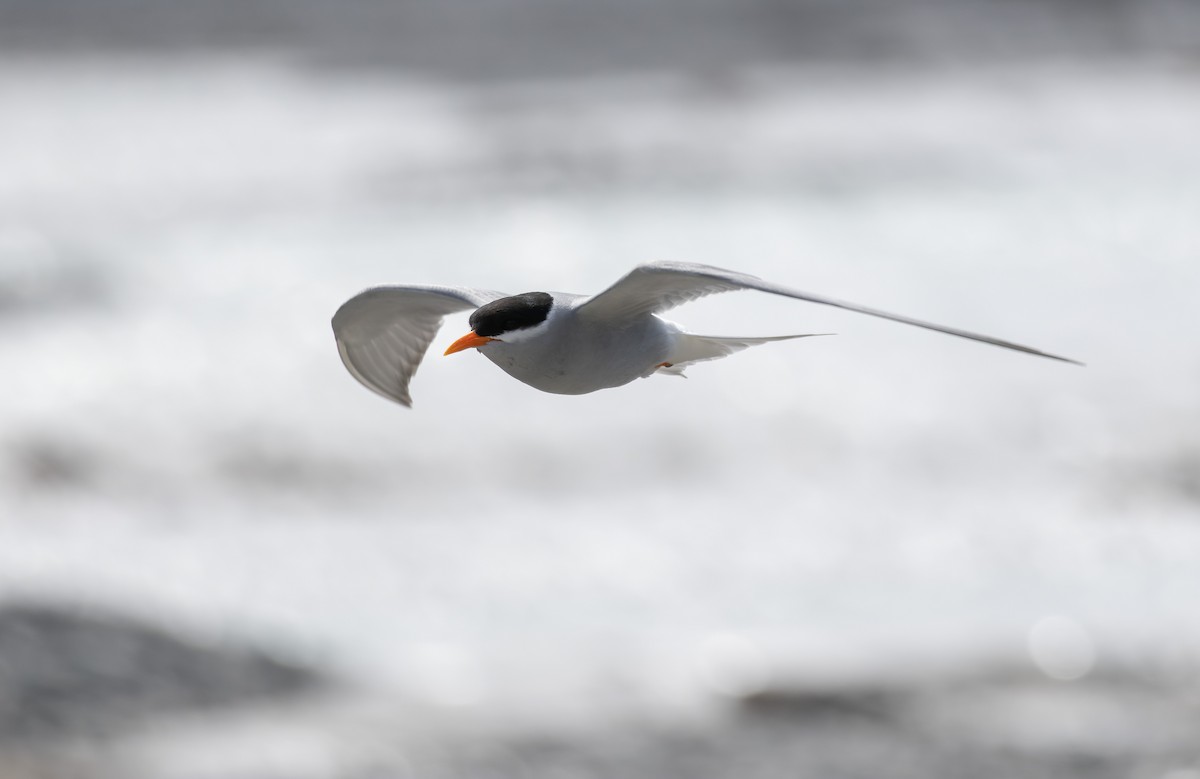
[444,292,555,355]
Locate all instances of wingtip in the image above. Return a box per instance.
[1041,351,1086,367]
[395,391,414,408]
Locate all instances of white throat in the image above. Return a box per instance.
[492,303,563,344]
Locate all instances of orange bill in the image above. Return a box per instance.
[444,331,496,356]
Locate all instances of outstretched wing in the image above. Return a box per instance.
[577,262,1080,364]
[332,285,507,407]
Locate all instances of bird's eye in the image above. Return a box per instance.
[506,319,518,329]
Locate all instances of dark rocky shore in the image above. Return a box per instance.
[3,0,1199,81]
[392,667,1200,779]
[2,611,1198,778]
[0,602,317,743]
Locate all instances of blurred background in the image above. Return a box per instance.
[2,0,1200,777]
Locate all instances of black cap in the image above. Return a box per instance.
[469,292,554,337]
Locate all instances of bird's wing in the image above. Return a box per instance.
[576,261,1080,364]
[332,285,507,407]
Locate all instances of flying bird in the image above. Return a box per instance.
[332,262,1078,407]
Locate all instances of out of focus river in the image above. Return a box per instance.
[1,49,1199,762]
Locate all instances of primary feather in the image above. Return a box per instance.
[579,262,1081,364]
[332,285,505,406]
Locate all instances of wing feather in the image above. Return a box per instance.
[577,262,1080,364]
[332,285,507,407]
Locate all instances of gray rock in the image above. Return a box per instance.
[0,602,318,741]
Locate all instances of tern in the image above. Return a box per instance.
[332,262,1078,407]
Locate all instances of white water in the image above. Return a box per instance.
[1,55,1199,716]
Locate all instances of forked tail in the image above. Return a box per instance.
[655,332,831,376]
